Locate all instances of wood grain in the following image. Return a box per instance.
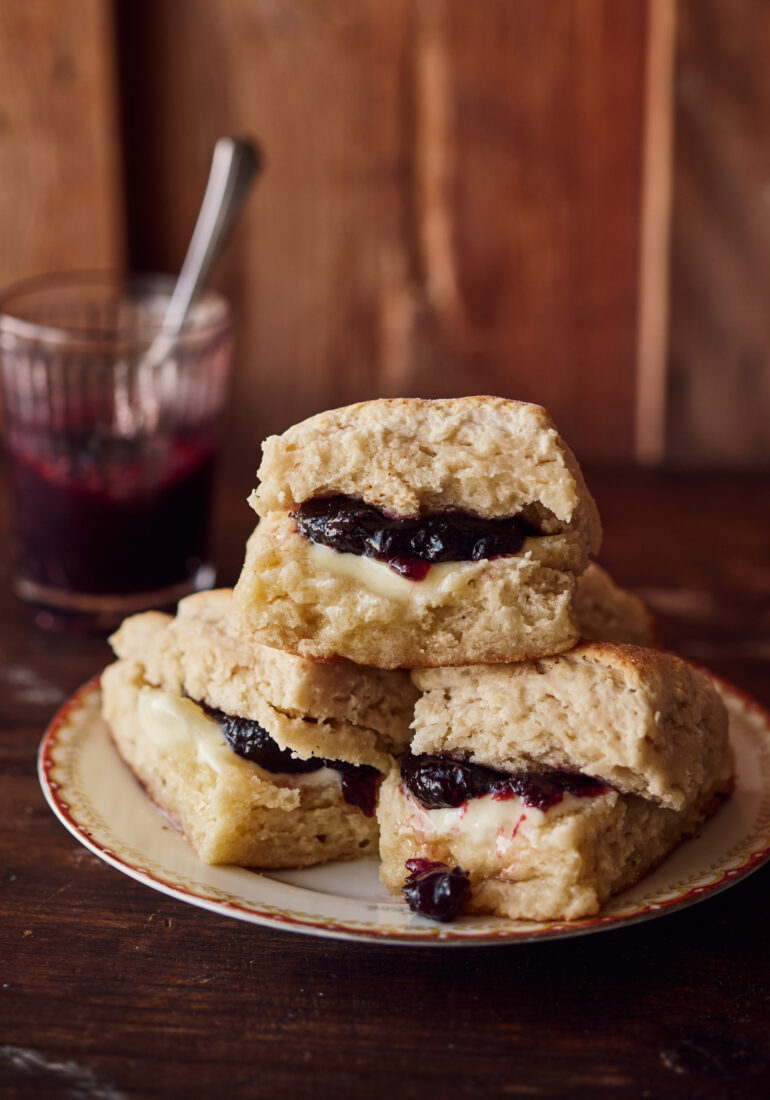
[117,0,648,482]
[668,0,770,466]
[635,0,676,465]
[0,0,123,287]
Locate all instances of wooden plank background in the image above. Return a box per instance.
[116,0,648,488]
[0,0,123,286]
[1,0,769,474]
[668,0,770,466]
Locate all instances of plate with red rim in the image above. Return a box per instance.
[38,673,770,946]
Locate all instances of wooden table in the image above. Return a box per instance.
[2,469,769,1099]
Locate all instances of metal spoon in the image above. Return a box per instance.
[142,136,262,372]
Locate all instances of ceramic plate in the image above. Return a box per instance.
[38,675,770,946]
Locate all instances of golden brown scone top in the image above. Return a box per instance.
[251,397,601,555]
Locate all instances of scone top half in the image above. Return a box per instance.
[252,397,601,571]
[108,589,417,770]
[411,642,732,812]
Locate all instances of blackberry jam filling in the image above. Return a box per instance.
[335,762,381,819]
[402,859,471,922]
[292,494,542,579]
[197,700,380,817]
[401,751,609,813]
[203,705,324,774]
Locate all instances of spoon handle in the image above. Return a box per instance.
[159,136,263,339]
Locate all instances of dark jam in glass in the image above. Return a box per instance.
[6,422,217,596]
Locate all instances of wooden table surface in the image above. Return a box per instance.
[2,468,769,1099]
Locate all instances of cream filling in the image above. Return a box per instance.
[137,688,339,788]
[309,543,481,603]
[400,785,591,861]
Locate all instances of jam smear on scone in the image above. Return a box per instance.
[292,494,542,579]
[198,701,381,816]
[401,751,610,812]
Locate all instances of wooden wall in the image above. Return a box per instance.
[0,0,123,286]
[1,0,769,479]
[668,0,770,466]
[116,0,648,486]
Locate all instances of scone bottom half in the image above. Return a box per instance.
[379,747,732,924]
[233,398,603,668]
[393,756,614,922]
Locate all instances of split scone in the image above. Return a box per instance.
[233,397,602,668]
[575,563,656,646]
[378,643,733,922]
[101,590,418,868]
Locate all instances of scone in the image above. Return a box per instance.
[575,563,656,646]
[233,397,602,668]
[101,590,418,868]
[378,643,733,921]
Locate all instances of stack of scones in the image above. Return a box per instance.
[102,397,733,922]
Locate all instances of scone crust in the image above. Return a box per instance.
[411,643,732,810]
[232,513,581,669]
[110,589,417,757]
[101,660,380,868]
[575,563,656,646]
[252,397,601,556]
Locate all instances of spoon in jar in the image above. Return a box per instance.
[143,135,262,372]
[116,136,262,435]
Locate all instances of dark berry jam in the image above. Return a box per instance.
[291,494,541,578]
[6,422,217,595]
[198,701,381,817]
[205,706,324,774]
[336,764,380,819]
[402,859,471,922]
[400,753,482,808]
[401,752,609,813]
